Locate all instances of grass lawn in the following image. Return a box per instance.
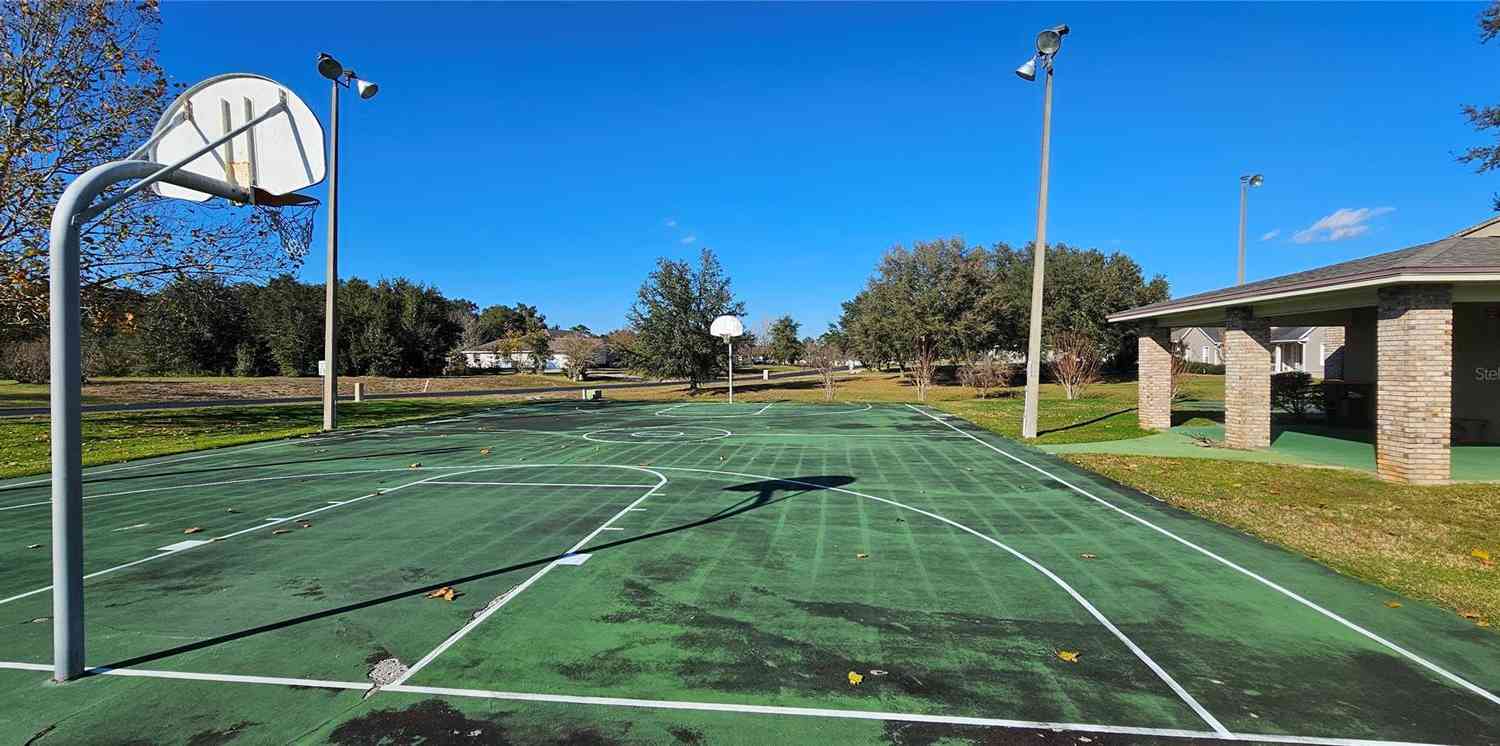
[0,372,580,410]
[613,370,1225,446]
[1068,453,1499,629]
[0,396,551,480]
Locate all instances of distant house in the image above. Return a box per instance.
[459,328,605,373]
[1171,326,1344,377]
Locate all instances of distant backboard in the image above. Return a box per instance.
[711,315,744,339]
[149,74,325,203]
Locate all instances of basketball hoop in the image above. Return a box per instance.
[250,188,320,260]
[46,72,326,683]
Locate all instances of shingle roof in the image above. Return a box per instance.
[1270,326,1313,343]
[1110,234,1500,321]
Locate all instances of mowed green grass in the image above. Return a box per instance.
[1068,454,1500,629]
[0,397,538,479]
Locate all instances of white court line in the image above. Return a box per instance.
[904,404,1500,710]
[0,415,430,494]
[754,402,775,415]
[0,661,1450,746]
[0,465,477,512]
[0,470,460,607]
[654,403,691,415]
[391,469,668,687]
[0,437,294,493]
[0,464,673,606]
[421,481,656,489]
[649,465,1228,735]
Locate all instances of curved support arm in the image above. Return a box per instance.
[47,160,249,682]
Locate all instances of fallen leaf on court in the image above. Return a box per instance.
[479,448,492,456]
[1459,609,1483,621]
[1080,553,1097,560]
[183,527,203,534]
[1384,601,1402,609]
[425,586,460,602]
[869,669,888,676]
[1472,548,1491,562]
[846,671,863,686]
[26,544,43,550]
[225,508,239,514]
[272,528,293,535]
[409,463,422,469]
[855,553,869,560]
[1056,650,1081,663]
[297,521,312,528]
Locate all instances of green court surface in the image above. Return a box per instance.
[1,400,1497,745]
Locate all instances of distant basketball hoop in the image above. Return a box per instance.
[711,315,744,403]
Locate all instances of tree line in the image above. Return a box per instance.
[1,274,558,382]
[836,238,1168,399]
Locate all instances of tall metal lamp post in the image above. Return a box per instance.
[316,52,378,431]
[1237,173,1264,285]
[1016,24,1069,440]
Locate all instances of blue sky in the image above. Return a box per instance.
[158,2,1499,334]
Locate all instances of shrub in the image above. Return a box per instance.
[3,340,51,383]
[960,357,1014,399]
[1271,371,1321,419]
[1048,330,1103,400]
[1184,361,1225,375]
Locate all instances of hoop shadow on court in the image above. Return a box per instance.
[91,475,855,673]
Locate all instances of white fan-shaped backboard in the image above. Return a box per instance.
[711,315,744,338]
[149,74,325,202]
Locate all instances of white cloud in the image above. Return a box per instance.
[680,234,697,245]
[1260,229,1281,241]
[1292,207,1394,244]
[664,219,678,228]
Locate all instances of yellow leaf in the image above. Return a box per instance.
[409,462,422,469]
[480,448,492,456]
[855,553,869,560]
[425,586,460,602]
[1384,601,1402,609]
[183,527,203,534]
[1472,548,1491,562]
[846,671,863,686]
[1057,650,1081,663]
[1080,553,1098,560]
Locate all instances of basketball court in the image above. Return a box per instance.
[1,400,1497,744]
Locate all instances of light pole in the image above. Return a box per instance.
[1016,24,1068,440]
[316,53,378,431]
[1237,174,1264,285]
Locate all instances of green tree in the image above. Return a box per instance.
[136,276,249,374]
[767,315,804,364]
[472,303,546,344]
[243,275,323,376]
[0,0,301,341]
[1460,1,1500,210]
[626,248,744,389]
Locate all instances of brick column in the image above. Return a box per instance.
[1138,326,1173,430]
[1323,326,1346,379]
[1376,285,1453,484]
[1224,307,1271,449]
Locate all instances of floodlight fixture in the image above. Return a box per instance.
[317,53,343,81]
[1016,57,1038,81]
[356,79,379,99]
[1243,173,1264,188]
[1036,25,1069,55]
